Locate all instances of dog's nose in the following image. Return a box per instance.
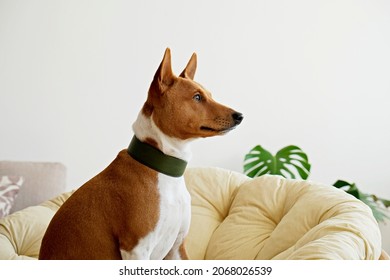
[232,112,243,125]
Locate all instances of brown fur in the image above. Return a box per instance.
[39,151,159,259]
[178,241,188,260]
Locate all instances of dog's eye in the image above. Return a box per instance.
[193,93,202,102]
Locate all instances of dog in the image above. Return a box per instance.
[39,48,243,260]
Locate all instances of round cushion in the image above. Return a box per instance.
[0,191,73,259]
[184,167,382,260]
[0,167,382,259]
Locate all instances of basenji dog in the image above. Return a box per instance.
[39,48,243,260]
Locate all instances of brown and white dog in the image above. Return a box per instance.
[39,48,243,260]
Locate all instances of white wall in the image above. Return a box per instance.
[1,0,390,251]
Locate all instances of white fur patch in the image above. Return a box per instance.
[121,174,191,260]
[132,112,193,161]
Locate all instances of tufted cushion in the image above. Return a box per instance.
[0,191,74,259]
[184,167,382,260]
[0,167,383,259]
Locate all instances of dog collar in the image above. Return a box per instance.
[127,136,188,178]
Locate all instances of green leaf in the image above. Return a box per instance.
[333,180,351,189]
[243,145,275,178]
[243,145,311,179]
[332,180,360,199]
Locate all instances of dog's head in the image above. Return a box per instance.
[142,48,243,140]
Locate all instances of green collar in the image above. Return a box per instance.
[127,136,188,178]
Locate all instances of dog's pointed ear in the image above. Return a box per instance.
[154,48,175,89]
[180,52,197,80]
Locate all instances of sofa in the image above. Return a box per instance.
[0,162,388,260]
[0,161,67,215]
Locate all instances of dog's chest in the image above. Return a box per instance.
[125,173,191,259]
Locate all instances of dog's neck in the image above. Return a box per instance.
[132,112,193,162]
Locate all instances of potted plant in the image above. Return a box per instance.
[243,145,390,222]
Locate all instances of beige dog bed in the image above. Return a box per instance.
[0,167,386,259]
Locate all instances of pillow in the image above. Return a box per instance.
[0,176,24,218]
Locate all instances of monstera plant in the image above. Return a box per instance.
[243,145,390,222]
[244,145,311,179]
